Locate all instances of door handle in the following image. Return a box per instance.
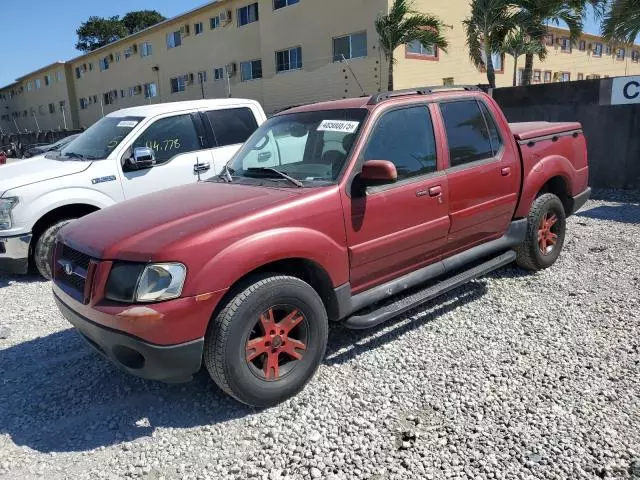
[194,162,211,173]
[428,185,442,197]
[501,167,511,176]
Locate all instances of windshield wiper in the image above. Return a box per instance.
[218,164,233,183]
[246,167,304,188]
[63,152,85,160]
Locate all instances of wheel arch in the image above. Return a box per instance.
[31,203,101,246]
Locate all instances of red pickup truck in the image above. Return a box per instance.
[53,86,590,407]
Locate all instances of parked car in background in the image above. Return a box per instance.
[0,98,266,279]
[52,86,591,407]
[22,134,81,159]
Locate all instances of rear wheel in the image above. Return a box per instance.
[33,219,75,280]
[515,193,566,271]
[204,275,328,407]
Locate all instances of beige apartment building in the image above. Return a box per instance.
[2,0,640,134]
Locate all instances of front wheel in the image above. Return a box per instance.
[204,275,328,407]
[33,219,75,280]
[515,193,566,271]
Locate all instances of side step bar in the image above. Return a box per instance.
[342,250,516,330]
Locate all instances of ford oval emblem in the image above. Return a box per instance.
[64,262,74,276]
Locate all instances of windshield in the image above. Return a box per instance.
[55,116,144,160]
[226,108,368,184]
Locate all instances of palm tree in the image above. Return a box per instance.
[502,30,546,86]
[602,0,640,44]
[514,0,585,85]
[464,0,515,89]
[375,0,448,91]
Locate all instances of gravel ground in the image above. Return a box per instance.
[1,191,639,480]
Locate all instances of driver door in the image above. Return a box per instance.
[119,112,214,199]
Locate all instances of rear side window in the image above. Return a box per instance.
[205,107,259,147]
[440,100,496,167]
[478,101,503,155]
[362,106,437,181]
[132,114,201,164]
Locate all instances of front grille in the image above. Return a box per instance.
[54,243,94,303]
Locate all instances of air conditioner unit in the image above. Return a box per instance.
[226,62,237,76]
[220,10,232,24]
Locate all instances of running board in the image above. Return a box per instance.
[342,250,516,330]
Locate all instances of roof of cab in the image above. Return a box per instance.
[105,98,261,118]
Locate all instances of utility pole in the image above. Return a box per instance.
[61,105,67,130]
[226,68,232,98]
[100,98,105,118]
[32,111,40,133]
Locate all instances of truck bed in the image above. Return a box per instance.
[509,121,582,141]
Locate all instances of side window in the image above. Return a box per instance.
[205,107,259,147]
[132,115,201,164]
[362,106,437,181]
[440,100,495,168]
[478,101,503,155]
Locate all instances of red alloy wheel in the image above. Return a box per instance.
[245,306,308,380]
[538,211,559,255]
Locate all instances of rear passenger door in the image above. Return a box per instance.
[201,107,259,174]
[343,104,450,293]
[437,99,520,252]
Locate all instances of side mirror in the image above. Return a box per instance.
[129,147,156,170]
[360,160,398,185]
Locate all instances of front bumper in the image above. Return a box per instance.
[54,292,204,383]
[0,233,32,275]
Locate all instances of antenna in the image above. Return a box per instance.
[341,54,366,97]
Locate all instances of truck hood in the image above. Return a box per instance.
[60,182,300,261]
[0,156,91,196]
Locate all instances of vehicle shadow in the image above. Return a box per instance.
[0,274,495,454]
[0,274,48,289]
[575,204,640,224]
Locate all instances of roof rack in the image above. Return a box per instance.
[367,85,481,105]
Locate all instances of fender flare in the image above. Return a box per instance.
[185,227,349,296]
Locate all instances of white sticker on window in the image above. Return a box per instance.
[317,120,360,133]
[117,120,138,128]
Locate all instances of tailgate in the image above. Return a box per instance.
[509,121,581,141]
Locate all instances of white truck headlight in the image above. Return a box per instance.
[135,263,186,302]
[0,197,18,230]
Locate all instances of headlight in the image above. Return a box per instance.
[0,197,18,230]
[105,262,186,303]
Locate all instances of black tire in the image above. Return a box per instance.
[204,275,328,407]
[515,193,566,271]
[34,219,75,280]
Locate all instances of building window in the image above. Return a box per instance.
[120,89,126,98]
[48,103,55,114]
[115,52,121,62]
[632,50,640,62]
[240,59,263,81]
[544,70,552,83]
[89,63,93,71]
[616,48,625,60]
[333,32,367,61]
[579,40,586,51]
[238,3,259,26]
[27,82,33,92]
[56,71,63,82]
[560,37,571,52]
[605,45,612,55]
[141,42,153,57]
[406,40,436,58]
[44,74,52,86]
[80,98,88,109]
[167,31,182,49]
[35,79,41,89]
[210,16,220,29]
[593,42,603,57]
[92,94,98,103]
[544,34,554,46]
[533,70,541,83]
[561,72,570,82]
[99,57,109,71]
[577,73,584,80]
[274,0,299,9]
[75,67,82,79]
[442,77,454,86]
[214,67,225,80]
[194,22,204,35]
[144,82,158,98]
[480,51,502,71]
[517,68,524,85]
[197,71,208,83]
[276,46,302,72]
[170,76,187,93]
[591,74,601,79]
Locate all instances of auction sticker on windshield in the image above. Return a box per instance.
[117,120,139,128]
[317,120,360,133]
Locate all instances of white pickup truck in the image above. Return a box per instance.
[0,98,266,279]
